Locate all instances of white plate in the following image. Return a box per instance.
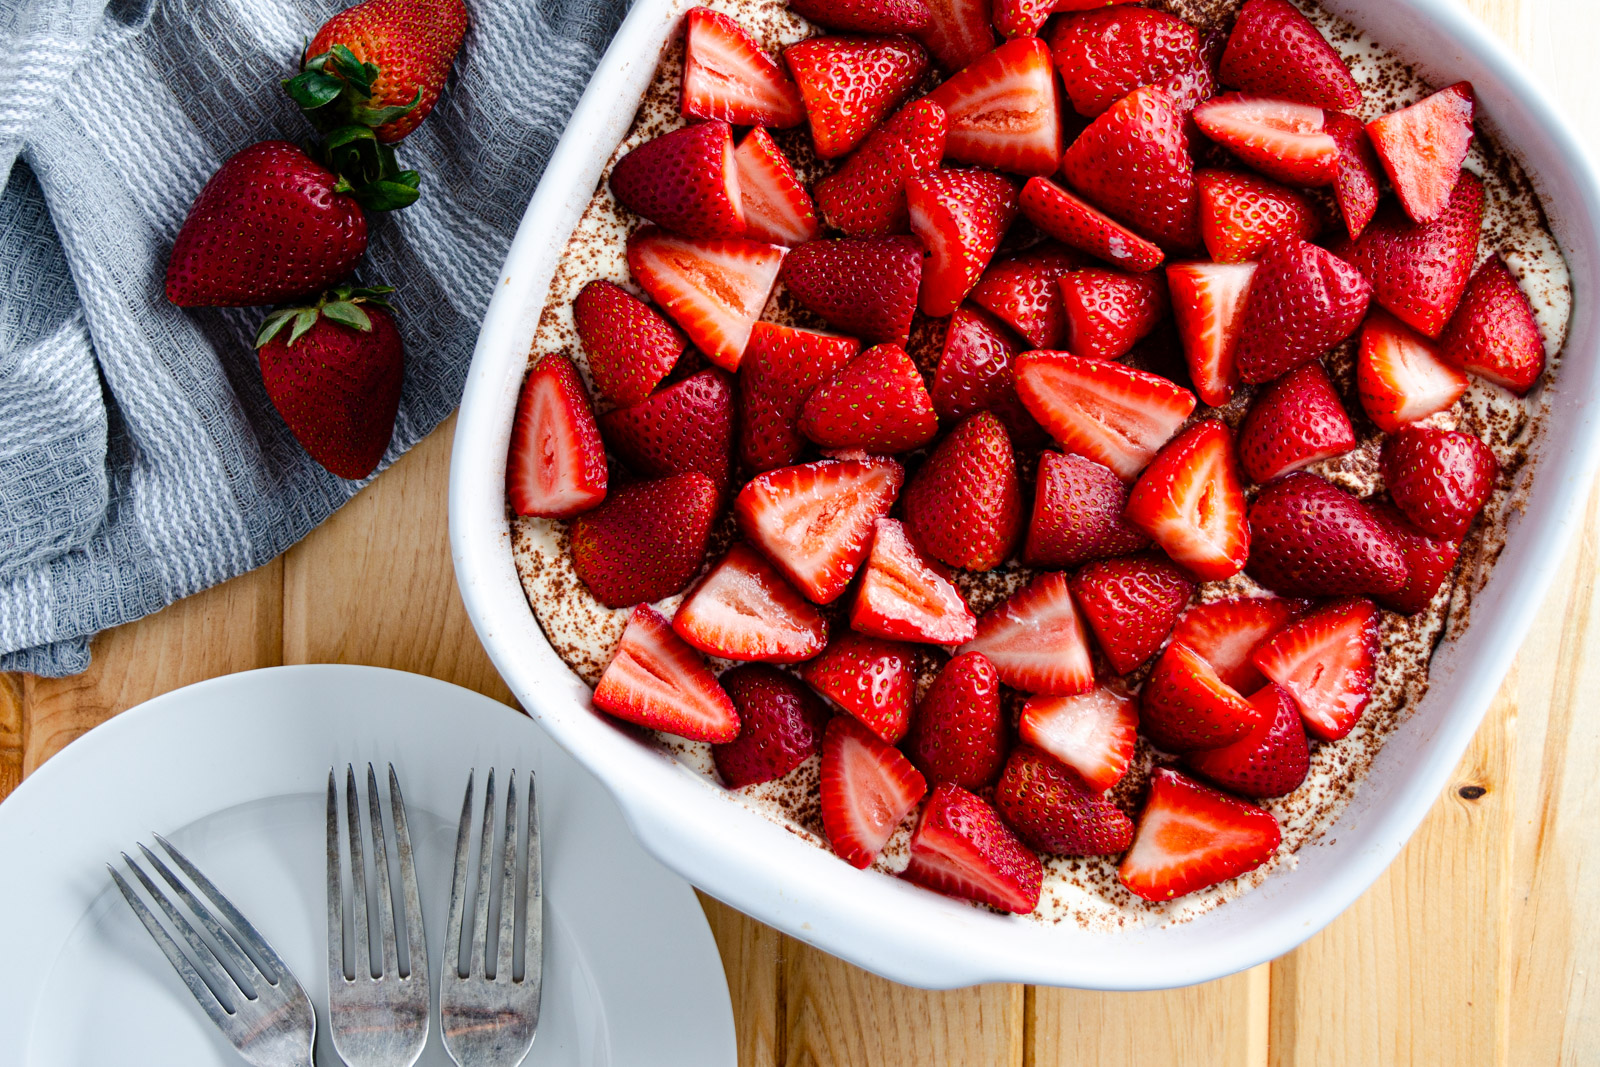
[0,665,736,1066]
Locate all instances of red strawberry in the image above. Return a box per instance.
[713,665,831,787]
[968,244,1078,348]
[1439,255,1546,394]
[505,350,607,517]
[593,605,739,742]
[1059,267,1167,361]
[674,543,829,662]
[1246,471,1408,597]
[1196,169,1319,264]
[1218,0,1360,111]
[682,7,806,127]
[1061,85,1201,251]
[994,0,1140,40]
[1183,684,1309,798]
[1372,500,1460,615]
[1141,641,1262,751]
[1125,420,1251,580]
[1023,450,1148,567]
[570,473,718,608]
[738,322,861,471]
[799,344,939,453]
[599,368,734,488]
[1325,110,1381,239]
[1118,766,1281,901]
[1357,311,1469,433]
[1019,177,1165,273]
[166,141,368,308]
[1071,554,1195,675]
[931,305,1048,447]
[1234,236,1370,384]
[779,236,922,343]
[903,783,1043,913]
[1018,686,1139,791]
[995,746,1135,856]
[626,226,785,371]
[572,280,686,407]
[1236,360,1356,483]
[851,518,978,644]
[254,286,405,481]
[1367,82,1476,224]
[801,631,917,742]
[1382,426,1499,541]
[735,457,905,603]
[1169,595,1304,694]
[1048,7,1201,119]
[735,128,821,247]
[906,651,1007,788]
[1192,94,1338,187]
[925,38,1062,175]
[907,168,1021,317]
[1252,596,1377,740]
[1014,351,1197,481]
[789,0,932,34]
[902,411,1024,571]
[610,121,745,239]
[960,572,1095,695]
[1166,260,1257,407]
[1334,171,1484,338]
[785,35,930,159]
[916,0,997,71]
[813,99,948,236]
[820,714,929,867]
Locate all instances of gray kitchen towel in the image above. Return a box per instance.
[0,0,630,674]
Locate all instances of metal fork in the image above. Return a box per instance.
[327,763,430,1067]
[441,769,543,1067]
[110,835,315,1067]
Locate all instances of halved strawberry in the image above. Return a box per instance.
[785,34,930,159]
[801,630,917,742]
[1169,596,1304,694]
[995,0,1139,40]
[626,226,785,371]
[1166,260,1257,407]
[1061,84,1200,250]
[570,473,719,608]
[1071,554,1195,675]
[1234,236,1370,384]
[800,344,939,453]
[916,0,998,72]
[1439,255,1546,395]
[790,0,932,34]
[507,353,608,519]
[1196,169,1319,264]
[820,714,929,868]
[1381,425,1499,541]
[682,7,806,127]
[968,243,1079,349]
[735,127,820,247]
[851,517,978,644]
[593,605,738,742]
[712,664,831,787]
[1367,82,1475,224]
[1014,351,1197,481]
[572,280,685,407]
[1357,310,1469,433]
[925,37,1062,175]
[1183,683,1310,799]
[1048,6,1201,119]
[902,783,1043,914]
[959,571,1095,695]
[1371,501,1461,616]
[1125,420,1250,580]
[673,543,829,663]
[610,121,744,239]
[907,651,1007,788]
[931,305,1048,448]
[738,321,861,471]
[1252,596,1378,740]
[1019,177,1165,273]
[1325,110,1381,239]
[1236,360,1356,483]
[813,98,948,237]
[779,235,922,344]
[902,411,1023,572]
[1218,0,1361,111]
[1059,267,1167,361]
[1141,641,1263,751]
[907,168,1020,317]
[599,368,735,488]
[995,745,1135,856]
[1118,766,1282,901]
[1018,686,1139,791]
[1023,450,1148,567]
[1192,94,1338,187]
[1246,472,1408,598]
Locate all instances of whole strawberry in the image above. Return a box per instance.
[253,284,404,479]
[1382,426,1499,540]
[901,411,1023,572]
[1246,471,1408,598]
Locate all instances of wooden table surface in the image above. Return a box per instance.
[2,1,1596,1062]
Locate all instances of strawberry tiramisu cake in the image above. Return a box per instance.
[504,0,1568,925]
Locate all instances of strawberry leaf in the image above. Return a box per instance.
[283,70,344,110]
[321,300,373,331]
[254,308,300,348]
[350,174,421,212]
[288,307,320,345]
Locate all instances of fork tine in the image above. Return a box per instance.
[495,769,519,980]
[388,763,426,980]
[525,771,543,991]
[109,863,236,1026]
[326,770,346,982]
[154,832,294,986]
[138,843,262,992]
[469,768,497,978]
[344,764,371,979]
[365,763,399,977]
[446,770,474,977]
[120,852,242,1013]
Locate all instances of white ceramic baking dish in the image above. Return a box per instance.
[449,0,1600,990]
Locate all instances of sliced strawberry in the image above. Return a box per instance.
[1183,684,1309,798]
[960,571,1095,695]
[673,542,829,663]
[609,121,744,239]
[1367,82,1475,224]
[1019,177,1165,273]
[907,168,1020,317]
[1059,266,1167,361]
[916,0,998,72]
[626,226,785,372]
[851,517,978,644]
[1252,596,1377,740]
[902,783,1043,913]
[1118,766,1281,901]
[1218,0,1361,110]
[712,664,831,787]
[996,745,1135,856]
[994,0,1139,40]
[1197,169,1319,264]
[594,605,739,742]
[1023,450,1148,568]
[967,243,1078,348]
[1236,360,1356,483]
[1439,255,1546,395]
[1018,686,1139,791]
[800,344,939,453]
[779,235,922,344]
[813,98,948,237]
[599,368,735,488]
[1235,236,1370,384]
[572,280,685,407]
[1169,596,1304,695]
[1357,311,1469,433]
[570,473,719,608]
[785,34,930,159]
[735,128,821,247]
[682,7,806,127]
[1166,260,1257,407]
[925,37,1062,175]
[1014,351,1197,481]
[1141,641,1262,752]
[1245,471,1408,598]
[1192,94,1338,187]
[931,305,1048,447]
[907,651,1007,788]
[820,714,929,868]
[789,0,932,34]
[1061,84,1201,250]
[1371,501,1461,616]
[1381,425,1499,541]
[1325,110,1381,239]
[1125,420,1250,581]
[1071,554,1195,675]
[738,321,861,472]
[507,354,608,519]
[801,631,917,742]
[1048,7,1201,119]
[902,411,1024,572]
